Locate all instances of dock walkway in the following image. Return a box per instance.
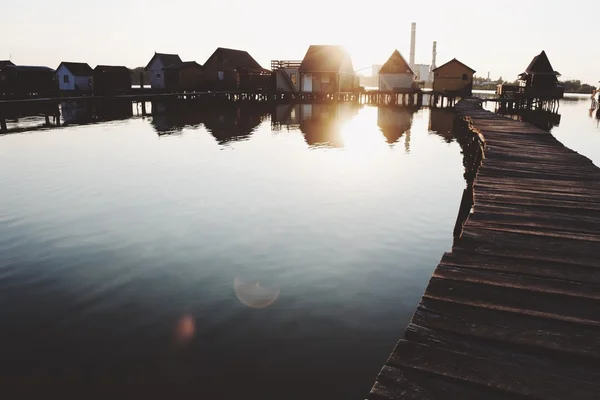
[368,99,600,399]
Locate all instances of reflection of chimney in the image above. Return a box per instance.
[431,41,437,71]
[410,22,416,69]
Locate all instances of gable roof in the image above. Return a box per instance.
[0,60,15,68]
[379,50,415,75]
[299,45,353,73]
[163,61,203,71]
[433,58,476,73]
[94,65,131,74]
[208,48,266,72]
[57,62,94,76]
[1,65,55,73]
[144,53,183,71]
[523,50,560,76]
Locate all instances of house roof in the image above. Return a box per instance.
[0,60,15,68]
[379,50,415,75]
[163,61,203,71]
[144,53,183,71]
[209,48,267,73]
[523,50,560,76]
[94,65,131,74]
[57,62,94,76]
[299,45,353,73]
[1,65,55,73]
[433,58,476,73]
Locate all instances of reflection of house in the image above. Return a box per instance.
[96,100,133,120]
[200,104,268,144]
[272,104,301,127]
[60,101,93,124]
[150,101,204,135]
[200,48,271,91]
[377,107,417,149]
[429,107,456,143]
[299,45,358,93]
[164,61,203,91]
[299,103,360,147]
[0,65,57,96]
[432,59,475,96]
[378,50,416,91]
[56,62,94,91]
[144,53,183,89]
[94,65,131,93]
[517,51,564,99]
[271,60,301,92]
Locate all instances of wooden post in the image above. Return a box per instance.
[0,118,6,132]
[139,71,145,90]
[141,101,147,116]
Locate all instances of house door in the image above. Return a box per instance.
[302,74,312,92]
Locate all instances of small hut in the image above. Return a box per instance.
[94,65,132,93]
[144,53,183,89]
[200,48,271,91]
[432,59,476,96]
[518,51,564,99]
[378,50,416,92]
[163,61,203,91]
[0,65,57,97]
[298,45,358,93]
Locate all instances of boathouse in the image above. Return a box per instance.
[93,65,132,93]
[378,50,416,92]
[56,62,94,92]
[0,65,57,97]
[163,61,203,91]
[200,48,271,91]
[432,58,476,96]
[271,60,301,92]
[144,52,183,89]
[298,45,357,93]
[518,51,564,99]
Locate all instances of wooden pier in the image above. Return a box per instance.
[368,99,600,400]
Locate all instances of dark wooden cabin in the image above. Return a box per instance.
[163,61,203,91]
[518,51,564,99]
[497,51,564,99]
[94,65,132,94]
[0,60,15,68]
[200,48,271,91]
[0,65,58,98]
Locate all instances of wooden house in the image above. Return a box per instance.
[0,65,57,97]
[271,60,301,92]
[378,50,416,92]
[200,47,271,91]
[432,59,476,96]
[56,62,94,91]
[517,51,563,99]
[0,60,15,68]
[144,53,183,89]
[298,45,357,93]
[163,61,203,91]
[93,65,132,93]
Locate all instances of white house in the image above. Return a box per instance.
[144,52,182,89]
[56,62,94,91]
[378,50,416,91]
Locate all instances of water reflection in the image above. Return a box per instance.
[429,108,457,143]
[150,101,203,135]
[298,103,361,148]
[377,107,417,151]
[496,109,561,132]
[201,104,269,145]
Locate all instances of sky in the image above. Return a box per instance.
[1,0,598,83]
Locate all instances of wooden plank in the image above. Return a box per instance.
[387,340,600,400]
[413,297,600,361]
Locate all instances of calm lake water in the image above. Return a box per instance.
[0,94,597,398]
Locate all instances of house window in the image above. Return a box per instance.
[290,73,296,85]
[63,75,70,83]
[218,71,224,81]
[462,74,468,81]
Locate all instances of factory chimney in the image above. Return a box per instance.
[409,22,416,69]
[431,41,437,71]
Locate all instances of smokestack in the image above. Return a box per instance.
[431,41,437,71]
[410,22,416,69]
